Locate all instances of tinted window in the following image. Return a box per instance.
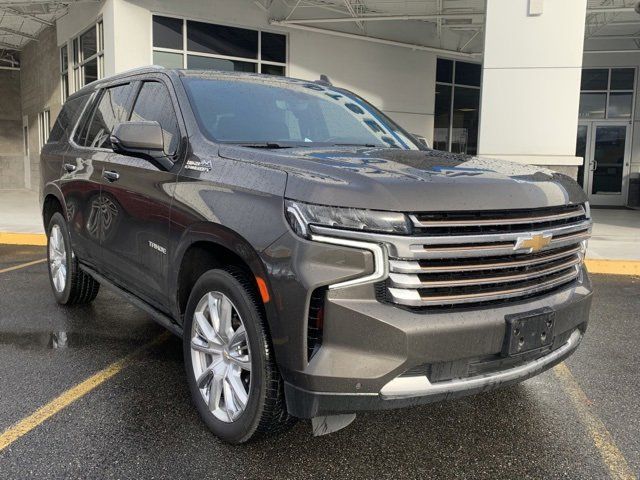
[153,16,183,50]
[610,68,635,90]
[261,32,286,63]
[581,69,608,90]
[82,84,132,148]
[187,55,256,72]
[433,83,452,151]
[436,58,453,83]
[130,82,181,156]
[182,78,419,150]
[49,94,91,142]
[261,64,285,76]
[80,27,97,59]
[454,62,481,87]
[187,21,258,59]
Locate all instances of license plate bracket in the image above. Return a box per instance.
[502,308,555,357]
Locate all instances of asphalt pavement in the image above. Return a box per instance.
[0,244,638,479]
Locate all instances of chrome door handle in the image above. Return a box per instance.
[63,163,76,173]
[102,170,120,182]
[590,160,598,172]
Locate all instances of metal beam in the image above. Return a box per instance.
[588,34,640,40]
[584,49,640,53]
[276,12,486,25]
[269,20,481,59]
[0,6,54,26]
[0,25,38,40]
[0,39,21,50]
[586,7,635,14]
[343,0,364,31]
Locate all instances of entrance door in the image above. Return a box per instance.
[576,122,631,206]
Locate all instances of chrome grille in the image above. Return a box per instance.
[386,204,591,307]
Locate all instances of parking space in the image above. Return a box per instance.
[0,244,638,479]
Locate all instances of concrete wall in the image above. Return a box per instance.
[105,0,436,140]
[20,26,63,193]
[0,69,24,189]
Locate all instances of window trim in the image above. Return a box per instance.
[150,13,288,75]
[69,20,104,93]
[38,109,51,152]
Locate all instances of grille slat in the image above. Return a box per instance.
[386,205,591,308]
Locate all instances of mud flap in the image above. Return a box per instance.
[311,413,357,436]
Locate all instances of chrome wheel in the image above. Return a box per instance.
[48,224,67,293]
[190,291,252,423]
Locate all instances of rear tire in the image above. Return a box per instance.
[183,268,295,443]
[47,212,100,305]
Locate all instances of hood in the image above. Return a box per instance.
[218,146,587,212]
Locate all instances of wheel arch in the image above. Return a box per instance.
[41,185,66,229]
[171,224,278,331]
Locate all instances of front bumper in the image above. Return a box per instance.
[283,270,591,418]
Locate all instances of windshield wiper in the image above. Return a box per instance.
[237,142,294,149]
[332,143,378,148]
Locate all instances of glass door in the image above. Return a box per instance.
[586,123,631,206]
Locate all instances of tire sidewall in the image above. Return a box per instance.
[183,270,268,444]
[47,212,74,304]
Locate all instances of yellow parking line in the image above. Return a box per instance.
[0,232,47,246]
[0,332,169,452]
[585,259,640,276]
[554,363,637,480]
[0,258,47,274]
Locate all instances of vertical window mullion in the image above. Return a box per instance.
[448,61,456,152]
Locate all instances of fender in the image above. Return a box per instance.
[41,182,67,217]
[169,221,281,332]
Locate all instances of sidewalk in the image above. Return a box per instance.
[0,189,638,268]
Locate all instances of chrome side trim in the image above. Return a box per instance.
[310,234,388,290]
[380,330,582,399]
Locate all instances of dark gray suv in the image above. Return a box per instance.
[40,67,592,443]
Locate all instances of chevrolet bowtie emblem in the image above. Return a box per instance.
[514,233,552,253]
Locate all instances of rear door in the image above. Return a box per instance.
[98,76,185,310]
[61,83,135,270]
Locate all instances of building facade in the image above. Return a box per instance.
[2,0,639,207]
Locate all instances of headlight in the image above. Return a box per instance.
[285,199,411,238]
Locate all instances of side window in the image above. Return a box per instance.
[130,81,181,156]
[81,84,132,148]
[49,94,90,142]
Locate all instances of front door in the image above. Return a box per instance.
[576,122,631,206]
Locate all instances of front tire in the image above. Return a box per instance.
[183,269,294,443]
[47,212,100,305]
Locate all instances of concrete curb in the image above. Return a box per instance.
[1,232,638,276]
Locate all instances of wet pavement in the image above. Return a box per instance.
[0,244,639,479]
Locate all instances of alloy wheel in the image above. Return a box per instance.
[49,224,67,293]
[190,291,252,423]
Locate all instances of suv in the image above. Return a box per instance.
[41,67,592,443]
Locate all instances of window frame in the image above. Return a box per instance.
[150,14,288,76]
[579,67,637,120]
[435,58,482,154]
[38,109,51,152]
[69,20,104,93]
[60,44,69,102]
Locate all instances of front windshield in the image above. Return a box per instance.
[182,76,420,150]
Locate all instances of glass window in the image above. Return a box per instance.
[579,93,606,119]
[187,55,256,72]
[153,16,183,50]
[608,92,633,119]
[187,21,258,59]
[182,78,420,149]
[610,68,635,90]
[581,69,608,90]
[153,51,184,69]
[261,64,285,76]
[592,126,626,194]
[80,27,97,60]
[436,58,453,83]
[261,32,286,63]
[83,58,98,85]
[455,62,481,87]
[130,82,181,156]
[451,86,480,155]
[83,84,133,148]
[50,94,91,142]
[433,83,451,151]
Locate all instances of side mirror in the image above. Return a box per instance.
[411,133,431,149]
[110,121,173,170]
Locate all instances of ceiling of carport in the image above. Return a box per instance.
[261,0,640,58]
